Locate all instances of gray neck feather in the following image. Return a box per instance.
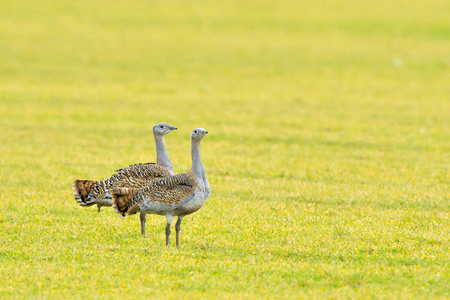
[191,140,208,191]
[154,135,174,175]
[191,140,203,179]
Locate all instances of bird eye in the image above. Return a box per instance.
[160,126,164,128]
[194,130,198,133]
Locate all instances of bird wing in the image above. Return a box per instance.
[114,163,171,180]
[111,172,198,216]
[90,163,172,200]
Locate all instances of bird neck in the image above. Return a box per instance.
[190,139,204,180]
[154,134,174,174]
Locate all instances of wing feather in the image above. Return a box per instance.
[91,163,171,200]
[112,172,199,216]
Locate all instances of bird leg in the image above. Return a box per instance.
[97,205,101,213]
[165,215,174,246]
[175,217,183,248]
[165,223,171,246]
[140,213,146,237]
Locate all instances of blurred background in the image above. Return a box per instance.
[2,0,448,189]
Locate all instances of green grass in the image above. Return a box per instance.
[1,0,449,298]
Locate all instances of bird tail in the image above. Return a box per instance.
[111,187,139,216]
[73,180,98,207]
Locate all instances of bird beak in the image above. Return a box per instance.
[171,126,178,130]
[205,131,208,134]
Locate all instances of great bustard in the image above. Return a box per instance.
[111,128,210,247]
[72,122,177,236]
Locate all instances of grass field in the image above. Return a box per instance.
[1,0,449,298]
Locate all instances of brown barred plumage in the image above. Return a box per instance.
[91,163,171,200]
[73,180,98,206]
[111,172,199,217]
[73,163,172,206]
[110,188,140,215]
